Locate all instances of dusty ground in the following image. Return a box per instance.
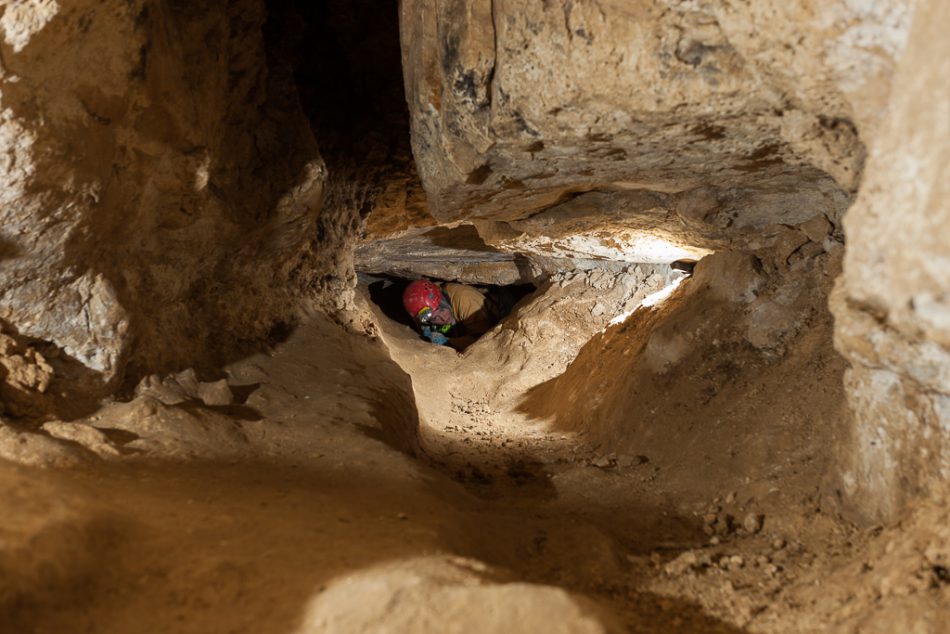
[1,270,947,633]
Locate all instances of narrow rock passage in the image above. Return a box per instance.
[4,283,946,633]
[364,268,677,491]
[4,309,740,634]
[2,1,948,632]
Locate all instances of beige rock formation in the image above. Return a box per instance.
[392,0,946,529]
[831,0,950,521]
[399,0,909,227]
[0,0,325,388]
[295,556,622,634]
[0,331,53,418]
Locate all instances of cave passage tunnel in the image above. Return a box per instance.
[1,0,948,632]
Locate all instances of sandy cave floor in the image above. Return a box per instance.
[3,293,948,633]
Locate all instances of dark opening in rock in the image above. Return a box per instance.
[361,274,536,349]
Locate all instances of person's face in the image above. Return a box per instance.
[427,304,455,326]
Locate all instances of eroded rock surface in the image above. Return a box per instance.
[0,314,422,466]
[363,0,898,296]
[296,556,622,634]
[356,224,532,285]
[0,0,325,386]
[515,246,846,500]
[831,0,950,521]
[0,332,53,418]
[400,0,910,226]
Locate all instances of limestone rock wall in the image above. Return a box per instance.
[0,0,324,391]
[513,246,847,504]
[398,0,950,523]
[400,0,911,228]
[831,0,950,521]
[377,0,909,290]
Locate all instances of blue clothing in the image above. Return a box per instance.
[421,322,452,345]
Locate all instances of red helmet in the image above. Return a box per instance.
[403,280,442,321]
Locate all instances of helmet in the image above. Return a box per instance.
[403,280,443,322]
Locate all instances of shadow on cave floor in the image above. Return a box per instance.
[3,308,746,633]
[3,298,855,633]
[0,320,108,423]
[3,457,748,634]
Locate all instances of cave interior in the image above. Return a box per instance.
[0,0,948,632]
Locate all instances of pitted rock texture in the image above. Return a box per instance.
[831,0,950,521]
[355,221,687,285]
[473,184,844,265]
[354,171,845,286]
[0,311,423,468]
[0,0,324,386]
[400,0,910,227]
[0,332,53,419]
[356,224,533,286]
